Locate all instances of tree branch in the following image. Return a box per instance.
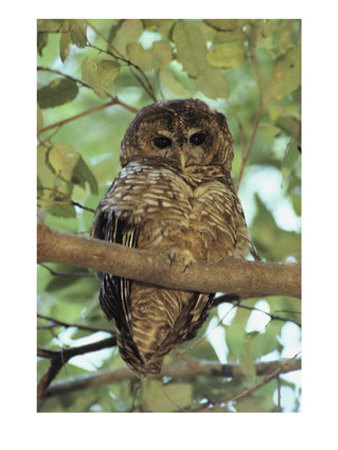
[38,98,138,134]
[192,353,300,412]
[37,222,301,298]
[40,357,301,398]
[37,336,116,398]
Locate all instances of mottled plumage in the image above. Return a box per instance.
[91,99,255,376]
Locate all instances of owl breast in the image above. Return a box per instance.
[105,159,249,261]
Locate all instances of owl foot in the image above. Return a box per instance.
[164,247,195,272]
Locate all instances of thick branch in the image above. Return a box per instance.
[41,357,301,398]
[37,223,301,298]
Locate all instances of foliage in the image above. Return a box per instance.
[37,18,301,413]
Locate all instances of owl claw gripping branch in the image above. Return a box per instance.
[90,99,256,377]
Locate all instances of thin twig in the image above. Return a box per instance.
[38,98,138,134]
[234,303,301,327]
[84,20,125,58]
[225,99,246,155]
[37,66,91,89]
[214,295,301,327]
[192,352,301,412]
[37,187,96,213]
[39,263,94,278]
[236,24,264,192]
[37,313,112,334]
[236,100,263,192]
[37,196,95,214]
[38,125,62,146]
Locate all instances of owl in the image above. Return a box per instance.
[90,99,256,377]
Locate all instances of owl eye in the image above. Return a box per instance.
[190,132,206,146]
[153,136,172,149]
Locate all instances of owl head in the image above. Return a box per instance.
[120,99,234,171]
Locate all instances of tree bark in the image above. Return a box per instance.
[37,222,301,298]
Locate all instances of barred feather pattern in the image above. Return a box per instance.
[90,99,256,376]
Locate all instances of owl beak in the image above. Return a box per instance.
[179,151,186,170]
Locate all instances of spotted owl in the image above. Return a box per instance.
[90,98,256,377]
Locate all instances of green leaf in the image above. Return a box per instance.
[97,60,120,92]
[46,203,76,218]
[151,41,173,70]
[37,19,62,32]
[37,32,48,56]
[142,380,192,412]
[37,145,55,186]
[107,20,125,43]
[214,28,247,45]
[225,324,246,359]
[37,144,74,216]
[48,144,98,194]
[251,194,301,261]
[46,275,82,293]
[275,20,297,57]
[235,395,267,412]
[275,115,301,141]
[258,20,298,59]
[240,332,259,380]
[37,104,43,135]
[207,40,246,68]
[69,19,87,48]
[281,141,301,180]
[47,276,99,303]
[60,21,71,62]
[265,45,301,101]
[204,19,250,31]
[268,296,301,325]
[194,65,230,99]
[143,19,174,38]
[291,193,301,216]
[127,41,172,72]
[126,42,152,71]
[37,78,79,109]
[250,321,283,360]
[160,69,192,96]
[172,20,207,77]
[113,19,143,53]
[48,144,80,181]
[82,58,120,98]
[72,156,98,194]
[226,325,257,380]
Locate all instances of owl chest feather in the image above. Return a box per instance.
[101,162,248,260]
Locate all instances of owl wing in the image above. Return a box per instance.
[90,209,138,322]
[90,206,144,366]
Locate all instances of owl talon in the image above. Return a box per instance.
[163,248,195,271]
[165,249,178,266]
